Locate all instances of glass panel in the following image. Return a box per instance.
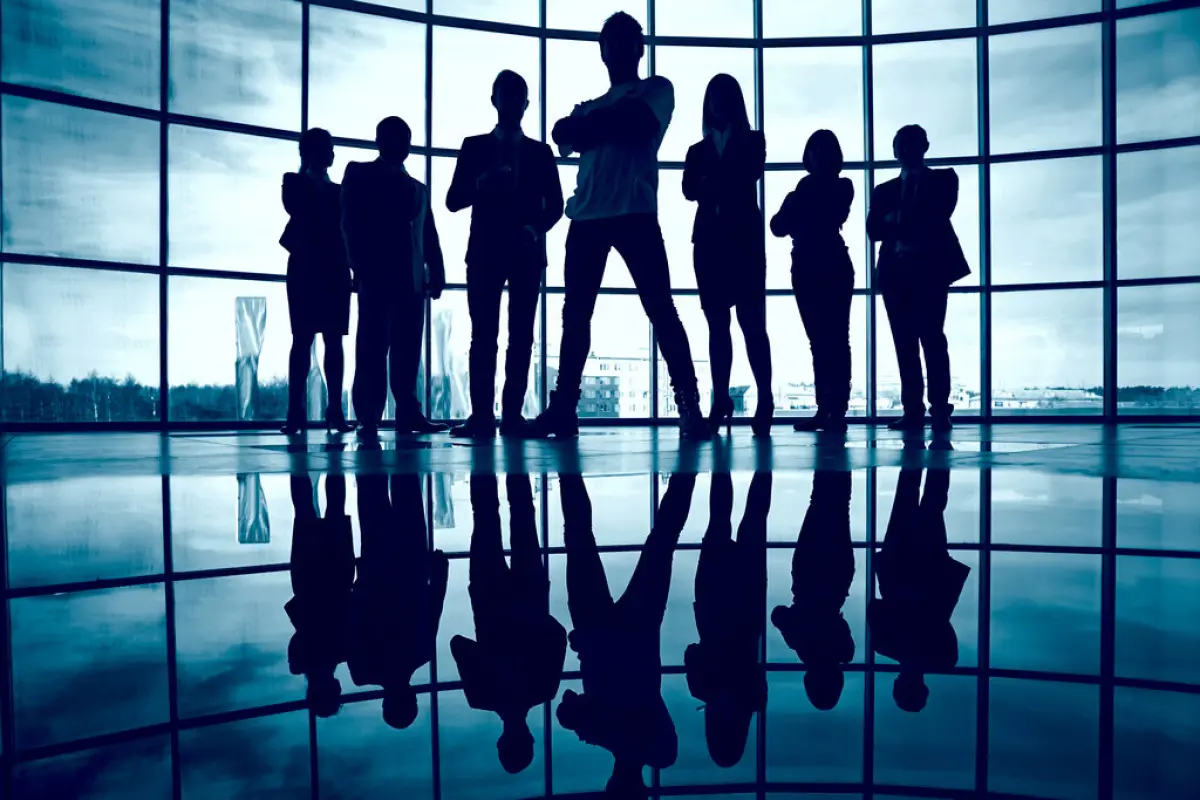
[168,125,294,274]
[439,689,547,799]
[990,156,1103,285]
[768,295,870,418]
[167,276,291,422]
[992,471,1103,547]
[545,474,651,548]
[168,0,302,130]
[317,697,435,798]
[1116,7,1200,144]
[765,673,865,782]
[989,0,1098,24]
[1,96,159,264]
[432,27,541,149]
[0,0,160,108]
[546,0,646,32]
[655,46,757,163]
[874,675,975,790]
[654,0,754,38]
[1115,556,1200,684]
[2,264,160,422]
[364,0,424,10]
[179,712,310,798]
[658,169,699,291]
[876,292,981,416]
[431,156,468,286]
[1117,284,1200,415]
[764,169,867,290]
[872,38,979,159]
[1116,478,1200,551]
[308,6,426,145]
[991,289,1103,415]
[989,24,1103,154]
[435,0,540,26]
[873,166,980,287]
[763,0,862,37]
[545,294,651,418]
[13,737,171,800]
[873,0,975,35]
[764,46,865,164]
[1114,688,1200,800]
[1117,146,1200,279]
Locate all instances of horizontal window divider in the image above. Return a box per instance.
[164,266,287,282]
[1116,274,1200,288]
[987,280,1106,292]
[988,146,1106,163]
[0,82,159,121]
[1115,134,1200,155]
[166,112,300,142]
[0,252,160,275]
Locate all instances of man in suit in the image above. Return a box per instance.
[867,125,971,433]
[342,116,448,439]
[446,70,564,439]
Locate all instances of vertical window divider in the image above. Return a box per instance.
[978,0,993,423]
[159,0,171,431]
[538,0,549,416]
[1102,0,1118,422]
[425,1,436,421]
[862,0,877,422]
[753,5,767,795]
[648,0,660,424]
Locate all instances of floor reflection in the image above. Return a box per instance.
[4,463,1199,798]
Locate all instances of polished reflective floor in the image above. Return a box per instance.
[1,427,1198,799]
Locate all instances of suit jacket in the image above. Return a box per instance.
[866,167,970,292]
[682,129,766,253]
[341,159,445,296]
[279,172,349,275]
[450,616,568,716]
[446,132,564,267]
[770,173,855,264]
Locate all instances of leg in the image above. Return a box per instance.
[287,331,316,425]
[917,285,952,420]
[352,292,391,429]
[291,475,318,521]
[704,303,733,405]
[501,260,542,420]
[619,473,696,629]
[794,276,825,411]
[324,474,347,518]
[391,474,430,561]
[826,275,854,420]
[734,294,773,405]
[321,333,347,423]
[555,221,610,406]
[468,475,508,594]
[466,263,505,423]
[506,474,548,615]
[389,292,426,422]
[560,475,614,632]
[882,287,925,419]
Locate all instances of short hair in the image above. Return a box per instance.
[376,115,412,144]
[298,127,332,161]
[599,11,644,49]
[803,129,844,175]
[493,69,528,98]
[895,123,929,146]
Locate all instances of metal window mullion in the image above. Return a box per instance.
[863,4,877,791]
[648,0,660,423]
[425,5,435,420]
[1102,0,1118,421]
[159,0,171,431]
[863,462,877,794]
[753,2,767,794]
[978,0,993,422]
[1099,474,1117,800]
[975,466,992,795]
[0,487,16,799]
[538,0,549,415]
[160,474,181,800]
[862,0,877,421]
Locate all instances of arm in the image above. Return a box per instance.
[536,147,565,235]
[832,177,854,230]
[567,96,662,151]
[281,173,303,216]
[445,141,477,213]
[929,169,959,221]
[769,190,799,239]
[866,185,898,243]
[681,144,711,204]
[339,166,365,265]
[725,130,766,185]
[423,199,446,298]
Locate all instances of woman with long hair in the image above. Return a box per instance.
[682,73,773,436]
[770,129,856,432]
[279,128,354,435]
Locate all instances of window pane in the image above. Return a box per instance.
[168,0,301,131]
[874,166,980,287]
[989,25,1102,154]
[989,0,1098,25]
[2,264,160,422]
[872,38,979,159]
[168,125,294,274]
[546,164,636,289]
[876,292,980,416]
[14,737,171,800]
[546,294,650,419]
[546,0,646,32]
[873,0,975,35]
[1,96,159,264]
[433,27,541,148]
[992,289,1103,415]
[658,169,699,291]
[1118,284,1200,415]
[180,713,310,799]
[546,38,647,144]
[435,0,539,26]
[654,0,753,38]
[364,0,424,10]
[765,295,869,417]
[655,46,756,162]
[431,156,468,285]
[764,170,867,291]
[990,157,1103,285]
[0,0,160,108]
[763,0,862,37]
[167,276,291,421]
[1117,146,1200,280]
[1116,8,1200,144]
[764,46,864,163]
[308,7,426,144]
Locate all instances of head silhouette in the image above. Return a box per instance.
[556,688,585,732]
[299,127,334,171]
[702,73,751,137]
[492,69,529,129]
[376,116,412,163]
[893,671,930,713]
[599,12,645,78]
[893,124,929,169]
[307,673,343,719]
[704,700,753,768]
[804,666,846,711]
[497,719,535,774]
[803,129,844,177]
[382,684,419,729]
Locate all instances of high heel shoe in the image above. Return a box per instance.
[708,395,734,436]
[280,420,304,436]
[751,398,774,438]
[325,415,356,435]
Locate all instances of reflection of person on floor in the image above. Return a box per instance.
[685,471,770,768]
[451,475,567,774]
[869,468,968,712]
[556,472,696,798]
[286,474,355,717]
[771,470,855,710]
[348,474,448,729]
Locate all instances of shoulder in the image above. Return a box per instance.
[873,175,900,194]
[461,134,489,151]
[527,137,555,158]
[343,161,370,179]
[640,75,673,99]
[932,167,959,185]
[837,176,855,195]
[685,139,708,160]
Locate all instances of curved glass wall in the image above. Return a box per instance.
[2,0,1199,425]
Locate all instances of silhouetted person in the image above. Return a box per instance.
[771,470,855,710]
[342,116,449,439]
[772,130,856,434]
[682,74,772,437]
[451,474,568,773]
[348,474,448,729]
[556,471,696,797]
[447,71,565,440]
[867,125,970,433]
[279,129,354,435]
[684,471,770,768]
[525,12,707,441]
[285,474,354,717]
[869,468,968,713]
